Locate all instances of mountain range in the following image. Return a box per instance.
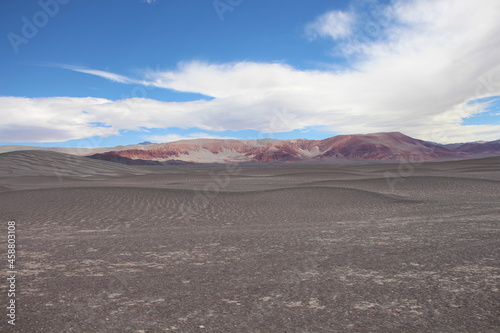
[1,132,499,165]
[3,132,497,165]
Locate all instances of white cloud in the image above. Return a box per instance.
[146,133,238,143]
[306,10,355,40]
[0,97,118,142]
[3,0,500,144]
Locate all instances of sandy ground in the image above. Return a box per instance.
[0,151,499,332]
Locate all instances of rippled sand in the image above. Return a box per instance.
[0,151,499,332]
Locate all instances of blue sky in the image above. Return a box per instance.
[1,0,500,147]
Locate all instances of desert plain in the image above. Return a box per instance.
[0,150,499,332]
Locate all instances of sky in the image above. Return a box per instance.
[1,0,500,148]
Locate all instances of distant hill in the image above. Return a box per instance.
[452,140,500,154]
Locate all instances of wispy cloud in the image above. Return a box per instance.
[3,0,500,144]
[53,64,140,84]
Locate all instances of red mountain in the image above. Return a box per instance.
[85,132,464,164]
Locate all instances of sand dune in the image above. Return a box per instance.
[300,176,500,200]
[0,150,155,178]
[0,155,498,332]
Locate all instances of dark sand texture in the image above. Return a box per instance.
[0,151,499,332]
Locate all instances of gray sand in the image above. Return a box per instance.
[0,152,499,332]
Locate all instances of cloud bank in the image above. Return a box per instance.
[2,0,500,144]
[146,132,238,143]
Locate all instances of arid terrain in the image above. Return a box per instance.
[0,151,499,332]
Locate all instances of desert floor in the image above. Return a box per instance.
[0,151,499,332]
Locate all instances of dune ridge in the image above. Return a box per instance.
[0,150,155,178]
